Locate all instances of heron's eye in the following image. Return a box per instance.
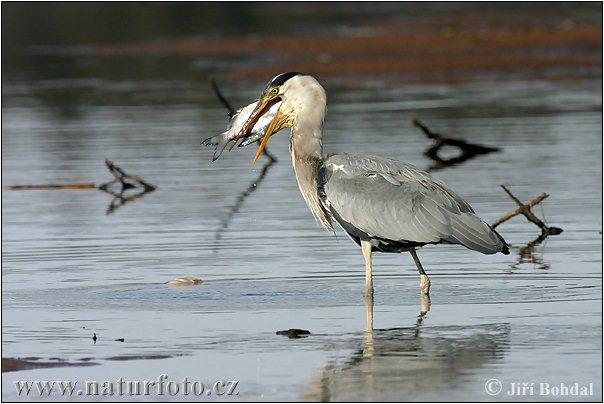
[271,88,279,95]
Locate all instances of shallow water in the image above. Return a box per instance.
[2,61,602,402]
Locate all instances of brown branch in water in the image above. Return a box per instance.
[492,191,549,228]
[3,161,155,193]
[409,116,500,171]
[492,185,563,235]
[3,160,155,215]
[4,183,96,190]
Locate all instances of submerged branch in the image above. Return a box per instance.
[4,183,96,190]
[4,160,157,215]
[410,117,500,171]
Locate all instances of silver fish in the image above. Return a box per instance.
[202,100,282,161]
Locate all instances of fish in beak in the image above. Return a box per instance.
[232,92,289,164]
[202,100,282,161]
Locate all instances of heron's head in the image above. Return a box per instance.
[234,72,327,163]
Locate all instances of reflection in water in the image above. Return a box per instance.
[304,296,510,401]
[213,153,277,246]
[511,231,552,270]
[100,186,155,215]
[97,160,156,214]
[364,293,430,333]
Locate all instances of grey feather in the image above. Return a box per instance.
[320,153,507,255]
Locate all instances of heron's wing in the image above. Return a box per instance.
[320,154,506,254]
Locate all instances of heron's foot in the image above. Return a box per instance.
[420,274,431,296]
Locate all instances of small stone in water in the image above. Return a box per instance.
[166,277,203,286]
[276,329,311,338]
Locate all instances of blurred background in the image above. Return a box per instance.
[3,2,601,85]
[2,2,602,402]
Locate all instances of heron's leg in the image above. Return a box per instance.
[361,240,374,297]
[410,248,430,296]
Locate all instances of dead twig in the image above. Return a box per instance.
[4,160,156,215]
[4,183,96,190]
[410,117,500,171]
[208,75,235,117]
[4,160,155,194]
[493,185,563,236]
[492,191,549,228]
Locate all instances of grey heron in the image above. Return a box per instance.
[233,72,509,297]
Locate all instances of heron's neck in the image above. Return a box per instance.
[290,111,324,160]
[289,108,332,229]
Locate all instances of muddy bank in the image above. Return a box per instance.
[2,357,98,373]
[84,8,601,84]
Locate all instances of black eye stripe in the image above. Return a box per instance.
[270,72,303,87]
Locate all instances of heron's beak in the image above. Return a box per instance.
[232,93,284,164]
[252,104,284,164]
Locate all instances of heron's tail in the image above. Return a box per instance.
[445,212,510,255]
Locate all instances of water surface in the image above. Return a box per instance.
[2,61,602,401]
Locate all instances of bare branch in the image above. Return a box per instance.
[208,74,235,117]
[492,185,562,236]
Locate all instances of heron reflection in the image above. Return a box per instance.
[303,295,510,402]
